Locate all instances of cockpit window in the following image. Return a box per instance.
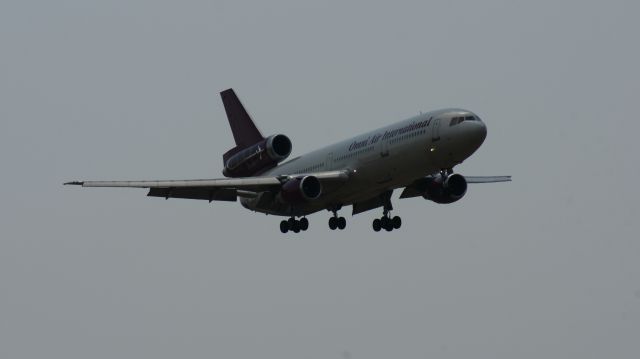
[451,116,478,126]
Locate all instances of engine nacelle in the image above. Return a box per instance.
[280,175,322,204]
[422,173,468,204]
[223,134,292,177]
[265,134,293,162]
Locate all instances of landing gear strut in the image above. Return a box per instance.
[372,195,401,232]
[280,217,309,234]
[328,206,346,230]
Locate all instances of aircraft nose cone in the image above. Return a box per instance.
[466,120,486,145]
[458,120,486,155]
[476,120,487,143]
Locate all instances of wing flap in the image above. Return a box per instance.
[147,187,238,202]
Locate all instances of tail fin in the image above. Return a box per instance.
[220,89,264,147]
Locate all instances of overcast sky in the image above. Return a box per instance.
[1,1,639,358]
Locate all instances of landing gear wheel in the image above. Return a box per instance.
[280,220,289,233]
[373,192,401,232]
[328,217,338,230]
[328,205,344,231]
[392,216,401,229]
[292,221,301,233]
[372,218,381,232]
[299,217,309,231]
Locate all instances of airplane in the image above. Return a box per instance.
[65,89,511,233]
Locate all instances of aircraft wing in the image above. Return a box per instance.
[400,174,511,199]
[464,176,512,183]
[65,170,350,202]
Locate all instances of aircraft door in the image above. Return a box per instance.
[432,118,441,142]
[371,138,393,184]
[380,138,390,158]
[325,152,333,170]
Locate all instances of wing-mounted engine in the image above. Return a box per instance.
[401,173,468,204]
[223,134,292,177]
[422,173,467,204]
[278,175,322,204]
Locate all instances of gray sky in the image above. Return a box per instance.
[1,0,639,358]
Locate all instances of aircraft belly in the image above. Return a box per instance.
[240,140,442,217]
[240,176,366,216]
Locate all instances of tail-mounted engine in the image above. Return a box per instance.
[422,173,468,204]
[223,134,292,177]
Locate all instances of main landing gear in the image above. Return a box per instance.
[372,196,401,232]
[372,214,401,232]
[328,207,346,230]
[280,217,309,233]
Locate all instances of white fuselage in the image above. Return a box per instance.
[241,108,487,216]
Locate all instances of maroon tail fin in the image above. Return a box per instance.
[220,89,264,148]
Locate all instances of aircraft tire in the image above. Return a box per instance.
[280,220,289,233]
[337,217,346,230]
[329,217,338,230]
[300,217,309,231]
[292,220,301,233]
[392,216,402,229]
[383,217,393,231]
[372,218,381,232]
